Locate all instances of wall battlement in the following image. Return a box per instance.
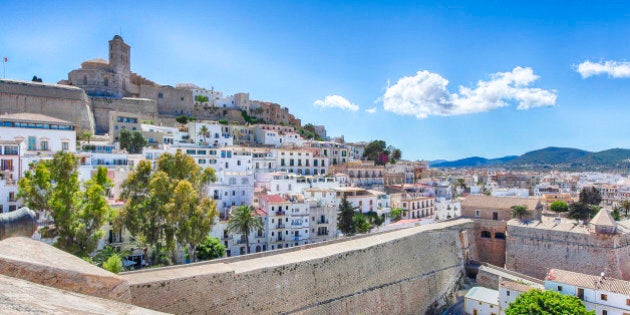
[122,219,474,314]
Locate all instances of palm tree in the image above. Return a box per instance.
[227,205,263,254]
[198,125,209,145]
[511,205,531,221]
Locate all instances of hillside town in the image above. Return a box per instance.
[2,35,630,315]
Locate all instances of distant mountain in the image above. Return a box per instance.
[430,147,630,171]
[431,155,518,168]
[428,159,447,166]
[507,147,590,165]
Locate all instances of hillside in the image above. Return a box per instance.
[431,147,630,171]
[507,147,590,165]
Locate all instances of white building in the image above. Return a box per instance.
[498,280,537,315]
[464,286,500,315]
[434,198,461,220]
[0,113,76,213]
[545,268,630,315]
[258,194,311,251]
[188,121,233,147]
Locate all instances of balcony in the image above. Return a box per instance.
[317,231,328,236]
[221,235,233,241]
[317,219,329,224]
[236,238,248,245]
[277,237,283,242]
[276,223,286,229]
[7,197,15,202]
[275,211,285,216]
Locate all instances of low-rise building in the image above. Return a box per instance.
[464,286,500,315]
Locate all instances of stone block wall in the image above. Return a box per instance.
[123,219,474,314]
[470,220,507,267]
[0,79,95,132]
[91,97,158,134]
[505,222,630,280]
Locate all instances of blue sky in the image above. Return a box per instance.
[2,1,630,160]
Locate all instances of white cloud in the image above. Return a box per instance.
[313,95,359,111]
[576,60,630,78]
[382,67,557,119]
[366,107,377,114]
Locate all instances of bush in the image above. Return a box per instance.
[102,253,123,273]
[196,236,226,261]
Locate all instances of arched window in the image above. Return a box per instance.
[481,231,492,238]
[495,232,506,239]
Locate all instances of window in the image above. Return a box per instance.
[627,298,630,306]
[28,136,36,150]
[62,142,69,151]
[475,210,481,217]
[481,231,491,238]
[495,232,506,239]
[506,290,510,296]
[557,286,562,292]
[601,294,607,301]
[158,93,163,99]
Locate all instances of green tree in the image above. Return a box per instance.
[80,131,93,144]
[391,148,402,161]
[390,208,403,221]
[612,207,622,221]
[362,140,387,164]
[549,201,569,216]
[172,180,218,262]
[119,129,147,154]
[119,151,218,265]
[353,213,371,234]
[505,289,594,315]
[194,94,209,104]
[18,152,111,257]
[337,195,356,235]
[175,115,189,125]
[196,236,226,261]
[511,205,532,221]
[227,205,263,254]
[579,187,602,206]
[568,202,598,223]
[102,253,123,274]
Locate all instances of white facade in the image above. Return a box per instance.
[545,269,630,315]
[188,122,233,147]
[464,286,500,315]
[434,198,461,220]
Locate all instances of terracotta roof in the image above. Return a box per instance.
[546,269,630,295]
[0,113,73,124]
[500,280,535,292]
[462,195,541,211]
[255,208,267,216]
[589,209,617,228]
[259,194,286,203]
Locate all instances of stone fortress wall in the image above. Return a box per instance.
[91,97,158,134]
[505,220,630,280]
[0,79,95,132]
[121,219,475,314]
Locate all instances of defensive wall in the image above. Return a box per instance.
[91,96,159,134]
[469,220,507,267]
[122,219,475,314]
[505,220,630,280]
[0,79,95,132]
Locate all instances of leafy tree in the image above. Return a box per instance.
[194,94,209,104]
[119,129,147,154]
[612,207,622,221]
[337,195,356,235]
[172,180,218,262]
[505,289,594,315]
[549,201,569,216]
[119,151,218,264]
[390,208,403,221]
[353,213,371,234]
[102,253,123,274]
[80,131,93,144]
[18,152,111,257]
[391,148,402,161]
[579,187,602,206]
[196,236,226,261]
[363,140,387,163]
[511,205,532,221]
[218,119,228,125]
[92,245,130,267]
[175,115,189,125]
[31,75,42,82]
[568,202,598,223]
[227,205,263,254]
